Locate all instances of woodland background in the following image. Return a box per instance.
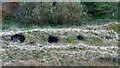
[2,2,119,30]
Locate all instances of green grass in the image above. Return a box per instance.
[32,50,45,59]
[2,23,23,30]
[2,15,81,31]
[2,47,53,61]
[2,22,78,32]
[2,15,119,32]
[25,34,34,43]
[65,35,77,44]
[98,56,119,65]
[86,36,103,46]
[2,16,23,30]
[2,15,77,31]
[25,33,48,44]
[106,23,120,34]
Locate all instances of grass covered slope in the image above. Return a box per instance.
[1,22,119,66]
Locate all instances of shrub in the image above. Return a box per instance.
[3,2,84,27]
[2,2,118,29]
[82,2,118,19]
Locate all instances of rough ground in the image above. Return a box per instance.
[0,23,119,66]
